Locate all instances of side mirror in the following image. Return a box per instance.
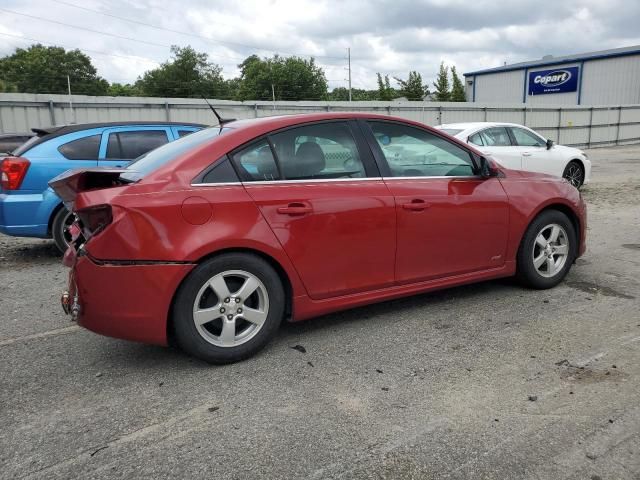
[479,156,493,178]
[546,139,554,150]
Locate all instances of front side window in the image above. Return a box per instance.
[476,127,512,147]
[368,121,475,177]
[269,122,366,180]
[106,130,169,159]
[509,127,545,147]
[58,134,101,160]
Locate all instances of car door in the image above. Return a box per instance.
[507,126,561,177]
[98,127,171,167]
[468,126,522,170]
[236,121,396,300]
[362,120,510,284]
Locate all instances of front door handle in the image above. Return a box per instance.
[277,203,312,215]
[402,199,430,211]
[522,152,532,157]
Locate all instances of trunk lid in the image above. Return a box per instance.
[48,167,130,207]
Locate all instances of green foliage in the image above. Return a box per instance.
[107,82,141,97]
[450,66,466,102]
[432,62,451,101]
[394,71,427,101]
[235,54,328,101]
[376,73,396,101]
[327,87,379,101]
[0,44,108,95]
[135,45,228,98]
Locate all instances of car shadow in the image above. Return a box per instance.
[0,235,60,266]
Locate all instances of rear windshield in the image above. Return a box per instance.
[120,126,230,182]
[439,128,463,136]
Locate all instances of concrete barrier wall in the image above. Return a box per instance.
[1,93,639,147]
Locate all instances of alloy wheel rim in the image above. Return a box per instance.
[61,211,75,247]
[193,270,269,348]
[532,223,569,278]
[565,164,583,188]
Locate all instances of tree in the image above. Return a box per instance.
[328,87,379,101]
[394,71,427,100]
[450,66,466,102]
[432,62,451,101]
[0,44,108,95]
[107,83,141,97]
[235,54,328,101]
[376,73,395,101]
[135,45,227,98]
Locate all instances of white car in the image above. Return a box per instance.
[436,122,591,188]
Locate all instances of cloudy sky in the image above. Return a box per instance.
[1,0,640,94]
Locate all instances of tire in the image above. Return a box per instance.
[51,206,74,254]
[516,210,577,289]
[562,161,584,189]
[172,253,285,364]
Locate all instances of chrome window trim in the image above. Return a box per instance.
[190,182,244,187]
[382,175,482,180]
[190,175,483,187]
[243,177,382,185]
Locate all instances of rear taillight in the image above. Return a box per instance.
[76,205,112,235]
[1,157,30,190]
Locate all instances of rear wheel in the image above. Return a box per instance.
[51,206,74,254]
[516,210,577,289]
[172,253,285,364]
[562,161,584,189]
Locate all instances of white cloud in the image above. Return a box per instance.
[1,0,639,92]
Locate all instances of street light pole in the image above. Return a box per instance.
[347,47,352,102]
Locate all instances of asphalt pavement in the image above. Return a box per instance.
[1,145,639,479]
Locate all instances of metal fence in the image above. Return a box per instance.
[1,92,639,148]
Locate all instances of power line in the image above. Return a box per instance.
[0,7,247,62]
[49,0,349,61]
[0,31,161,65]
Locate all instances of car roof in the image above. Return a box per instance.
[31,121,207,138]
[437,122,524,131]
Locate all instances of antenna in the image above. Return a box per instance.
[201,96,236,126]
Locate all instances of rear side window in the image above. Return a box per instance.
[201,157,240,184]
[58,134,101,160]
[468,132,484,146]
[269,122,366,180]
[178,129,196,138]
[106,130,169,159]
[231,140,280,181]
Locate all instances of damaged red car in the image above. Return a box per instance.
[50,113,587,363]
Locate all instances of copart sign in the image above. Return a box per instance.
[528,66,579,95]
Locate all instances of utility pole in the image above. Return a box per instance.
[67,75,74,124]
[347,47,352,102]
[271,83,276,111]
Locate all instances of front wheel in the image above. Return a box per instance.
[562,161,584,189]
[51,206,75,254]
[516,210,577,289]
[172,253,285,364]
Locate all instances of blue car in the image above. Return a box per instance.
[0,121,205,252]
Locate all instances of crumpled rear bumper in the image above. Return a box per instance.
[67,253,195,346]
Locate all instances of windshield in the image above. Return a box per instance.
[120,126,229,181]
[439,128,463,136]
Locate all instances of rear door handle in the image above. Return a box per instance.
[402,199,430,211]
[522,152,532,157]
[277,203,312,215]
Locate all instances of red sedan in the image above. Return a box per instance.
[51,113,587,363]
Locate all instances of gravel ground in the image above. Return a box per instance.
[1,146,639,480]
